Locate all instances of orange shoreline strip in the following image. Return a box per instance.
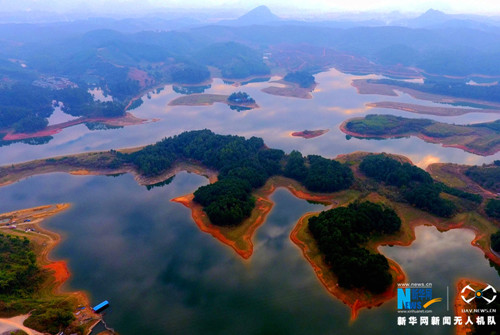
[0,204,101,333]
[290,212,406,321]
[171,194,272,259]
[2,112,150,141]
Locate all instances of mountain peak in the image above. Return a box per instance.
[420,9,446,18]
[237,5,280,24]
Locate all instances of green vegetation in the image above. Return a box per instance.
[466,164,500,193]
[345,114,432,136]
[284,152,354,193]
[283,71,315,88]
[360,154,481,217]
[371,79,500,104]
[8,330,28,335]
[172,85,211,95]
[55,88,125,118]
[227,91,256,104]
[195,42,270,79]
[0,84,53,133]
[169,63,210,84]
[491,231,500,253]
[485,199,500,219]
[128,98,144,110]
[308,201,401,294]
[117,130,353,226]
[0,234,77,334]
[344,115,500,156]
[0,84,126,135]
[0,234,45,296]
[194,178,255,226]
[145,176,174,191]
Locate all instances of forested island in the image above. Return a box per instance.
[283,71,316,88]
[341,114,500,156]
[168,92,258,110]
[262,72,317,99]
[0,130,499,318]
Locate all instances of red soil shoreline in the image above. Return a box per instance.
[290,213,405,320]
[454,278,487,335]
[171,194,271,259]
[0,204,102,334]
[2,112,152,141]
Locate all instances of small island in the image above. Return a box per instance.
[262,71,316,99]
[291,129,329,139]
[168,91,259,110]
[341,114,500,156]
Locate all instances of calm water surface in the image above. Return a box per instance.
[0,68,499,334]
[1,174,499,334]
[1,69,498,166]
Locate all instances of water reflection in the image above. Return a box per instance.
[1,69,498,167]
[173,85,211,95]
[0,170,499,334]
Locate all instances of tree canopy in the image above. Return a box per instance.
[308,201,401,294]
[120,130,353,226]
[360,154,481,217]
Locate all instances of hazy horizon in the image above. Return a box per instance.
[1,0,500,19]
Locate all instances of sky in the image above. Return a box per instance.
[1,0,500,16]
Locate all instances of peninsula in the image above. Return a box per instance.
[0,130,498,319]
[341,114,500,156]
[262,71,316,99]
[0,204,102,335]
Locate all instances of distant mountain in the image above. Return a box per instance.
[217,5,281,26]
[396,8,497,30]
[237,6,280,24]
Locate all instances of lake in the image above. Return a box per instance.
[1,68,499,334]
[1,69,498,167]
[1,172,499,334]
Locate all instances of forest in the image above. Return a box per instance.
[308,201,401,294]
[369,79,500,104]
[359,154,481,217]
[344,114,433,136]
[0,234,77,334]
[492,231,500,253]
[486,199,500,219]
[465,164,500,193]
[228,91,256,104]
[119,130,353,226]
[0,84,53,133]
[0,84,127,134]
[344,115,500,156]
[284,151,354,193]
[194,42,270,79]
[283,71,316,88]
